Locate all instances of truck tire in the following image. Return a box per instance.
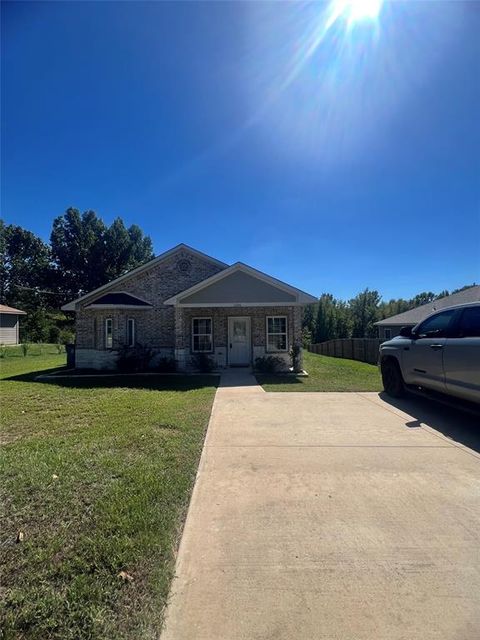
[381,358,405,398]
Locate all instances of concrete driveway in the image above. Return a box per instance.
[161,371,480,640]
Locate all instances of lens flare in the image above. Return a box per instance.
[327,0,383,28]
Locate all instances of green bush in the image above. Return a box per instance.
[190,353,215,373]
[58,328,75,345]
[156,357,177,373]
[48,325,61,344]
[117,345,153,373]
[254,355,284,373]
[21,343,30,357]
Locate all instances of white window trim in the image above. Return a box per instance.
[105,318,113,349]
[384,328,392,340]
[127,318,136,347]
[191,317,213,353]
[266,315,288,353]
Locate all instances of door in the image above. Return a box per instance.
[402,308,457,392]
[444,306,480,403]
[228,317,251,366]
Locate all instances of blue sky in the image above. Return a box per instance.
[2,0,479,300]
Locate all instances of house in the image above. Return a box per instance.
[375,285,480,341]
[0,304,27,345]
[62,244,317,371]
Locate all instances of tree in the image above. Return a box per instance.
[314,294,338,342]
[349,288,381,338]
[302,303,316,345]
[0,221,52,306]
[50,208,154,301]
[334,300,352,338]
[50,208,108,300]
[410,291,436,307]
[0,221,61,341]
[102,218,154,282]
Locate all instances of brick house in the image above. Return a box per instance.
[62,244,317,371]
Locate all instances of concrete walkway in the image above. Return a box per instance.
[161,381,480,640]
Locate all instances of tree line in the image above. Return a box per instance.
[303,285,476,345]
[1,208,475,345]
[0,208,153,342]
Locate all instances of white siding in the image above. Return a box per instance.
[0,313,20,345]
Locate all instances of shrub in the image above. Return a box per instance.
[302,327,312,348]
[289,342,302,373]
[117,344,153,373]
[254,355,284,373]
[191,353,215,373]
[58,329,75,345]
[21,343,30,357]
[0,346,6,359]
[156,357,176,373]
[48,325,61,344]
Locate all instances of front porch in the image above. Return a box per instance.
[173,305,302,371]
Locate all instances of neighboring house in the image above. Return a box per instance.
[375,285,480,341]
[0,304,27,345]
[62,244,317,371]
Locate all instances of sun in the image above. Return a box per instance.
[329,0,383,27]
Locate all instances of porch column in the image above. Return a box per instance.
[293,306,304,371]
[174,306,188,370]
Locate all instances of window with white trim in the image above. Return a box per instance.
[192,318,213,352]
[384,328,392,341]
[266,316,287,352]
[127,318,135,347]
[105,318,113,349]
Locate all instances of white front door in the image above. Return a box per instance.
[228,317,251,366]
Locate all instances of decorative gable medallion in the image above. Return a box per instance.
[176,258,192,274]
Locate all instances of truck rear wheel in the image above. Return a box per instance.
[381,358,405,398]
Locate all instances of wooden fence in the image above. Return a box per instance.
[308,338,381,365]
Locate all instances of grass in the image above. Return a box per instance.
[0,353,218,639]
[0,343,66,358]
[256,350,382,392]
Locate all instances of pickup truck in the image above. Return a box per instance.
[379,302,480,404]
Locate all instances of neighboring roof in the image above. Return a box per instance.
[0,304,27,315]
[85,292,152,308]
[164,262,317,307]
[375,285,480,327]
[61,243,229,311]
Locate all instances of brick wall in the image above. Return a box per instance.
[75,249,224,354]
[73,248,304,371]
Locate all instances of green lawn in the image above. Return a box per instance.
[0,354,218,639]
[0,342,66,358]
[256,350,382,392]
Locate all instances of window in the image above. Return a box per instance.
[459,306,480,337]
[105,318,113,349]
[127,318,135,347]
[384,328,392,341]
[415,309,456,338]
[192,318,213,352]
[266,316,287,351]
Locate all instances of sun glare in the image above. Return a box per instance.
[329,0,383,27]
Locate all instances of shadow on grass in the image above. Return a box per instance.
[254,374,303,386]
[3,367,220,392]
[380,392,480,455]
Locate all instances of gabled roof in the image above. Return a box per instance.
[164,262,317,307]
[61,243,228,311]
[85,292,152,308]
[0,304,27,315]
[375,285,480,326]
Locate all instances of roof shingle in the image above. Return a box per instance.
[375,285,480,326]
